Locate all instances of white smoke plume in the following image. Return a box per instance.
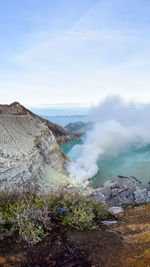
[68,96,150,186]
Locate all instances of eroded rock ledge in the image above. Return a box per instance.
[92,175,150,206]
[0,102,80,145]
[0,102,74,191]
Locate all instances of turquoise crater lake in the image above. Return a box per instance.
[61,139,150,187]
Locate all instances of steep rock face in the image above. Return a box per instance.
[0,103,70,191]
[0,102,80,145]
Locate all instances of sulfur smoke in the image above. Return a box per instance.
[67,96,150,186]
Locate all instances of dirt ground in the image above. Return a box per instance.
[0,204,150,267]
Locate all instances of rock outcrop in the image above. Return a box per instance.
[92,176,150,206]
[0,102,80,145]
[65,121,93,135]
[39,118,80,145]
[0,102,72,191]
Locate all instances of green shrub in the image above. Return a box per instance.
[0,189,110,245]
[18,219,47,245]
[91,201,110,220]
[52,192,109,230]
[0,224,18,239]
[15,204,50,245]
[61,201,95,230]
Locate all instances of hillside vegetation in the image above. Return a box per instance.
[0,189,109,245]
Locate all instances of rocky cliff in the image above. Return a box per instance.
[0,102,80,144]
[0,102,72,191]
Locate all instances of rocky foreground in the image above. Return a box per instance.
[0,102,79,191]
[0,203,150,266]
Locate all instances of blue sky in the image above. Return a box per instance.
[0,0,150,108]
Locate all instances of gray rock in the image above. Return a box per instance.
[109,206,124,214]
[0,108,70,191]
[134,187,150,204]
[0,102,79,145]
[92,176,149,206]
[101,220,118,226]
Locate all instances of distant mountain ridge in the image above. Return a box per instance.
[42,115,88,127]
[65,121,93,134]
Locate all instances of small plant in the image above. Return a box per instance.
[15,204,50,245]
[91,201,110,220]
[0,223,18,240]
[18,219,47,245]
[62,201,95,230]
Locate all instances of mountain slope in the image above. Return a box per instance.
[0,102,71,191]
[0,102,80,144]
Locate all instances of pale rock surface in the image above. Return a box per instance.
[0,105,70,191]
[109,206,124,214]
